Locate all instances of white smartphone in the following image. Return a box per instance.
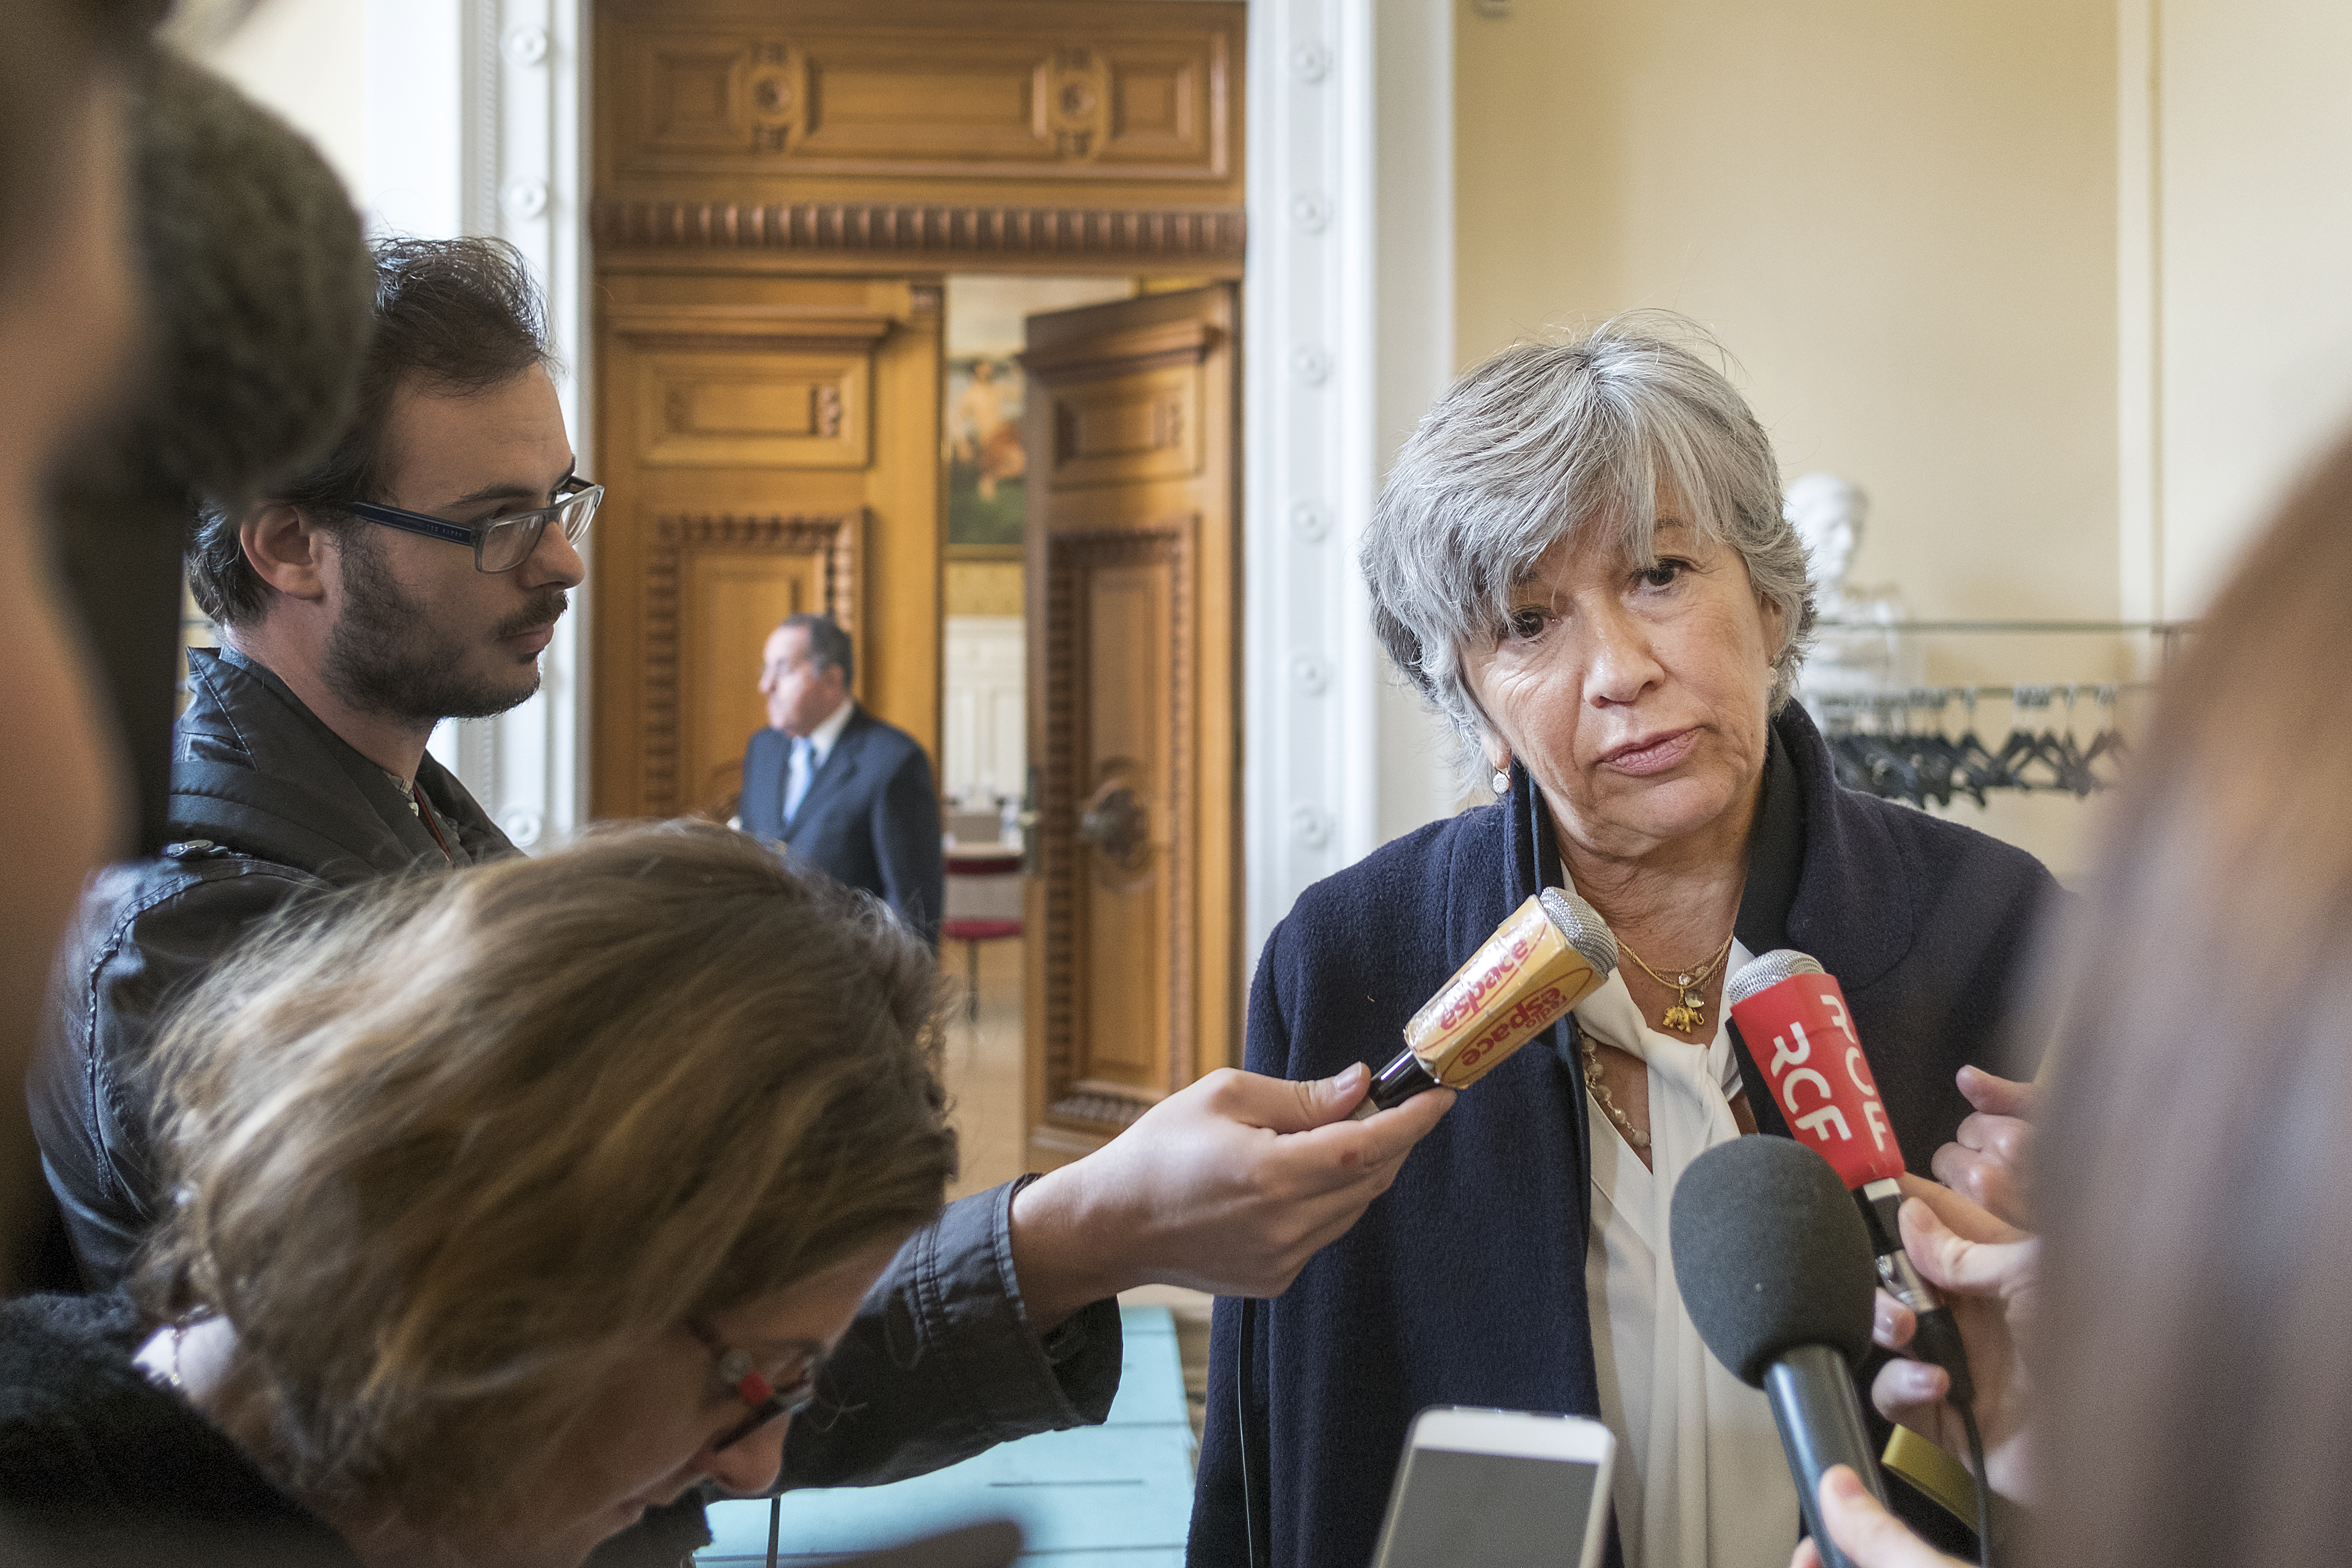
[1369,1406,1616,1568]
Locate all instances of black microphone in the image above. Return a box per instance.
[1670,1134,1889,1568]
[1724,951,1975,1408]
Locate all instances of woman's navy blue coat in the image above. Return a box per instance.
[1190,705,2058,1568]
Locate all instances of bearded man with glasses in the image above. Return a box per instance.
[32,235,593,1290]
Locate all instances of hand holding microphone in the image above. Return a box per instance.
[1350,888,1619,1119]
[1724,952,1977,1409]
[1865,1182,2039,1511]
[1931,1068,2038,1231]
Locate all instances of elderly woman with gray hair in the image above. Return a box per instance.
[1190,317,2055,1568]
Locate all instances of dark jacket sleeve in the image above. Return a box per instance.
[1190,923,1290,1567]
[780,1178,1122,1489]
[870,745,945,947]
[29,857,324,1290]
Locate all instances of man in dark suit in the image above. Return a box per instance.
[740,612,945,944]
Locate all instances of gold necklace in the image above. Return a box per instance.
[1616,929,1736,1034]
[1580,1036,1650,1150]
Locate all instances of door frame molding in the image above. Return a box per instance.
[640,509,864,817]
[361,0,1457,937]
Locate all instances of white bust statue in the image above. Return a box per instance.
[1785,472,1916,702]
[1785,472,1879,620]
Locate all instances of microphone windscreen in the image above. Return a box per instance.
[1725,948,1825,1010]
[1538,886,1619,977]
[1669,1135,1876,1387]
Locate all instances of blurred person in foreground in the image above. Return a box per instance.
[0,824,957,1564]
[1794,428,2352,1568]
[0,0,176,1276]
[14,20,378,1303]
[1194,316,2057,1568]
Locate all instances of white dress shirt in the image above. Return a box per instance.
[1578,934,1801,1568]
[782,698,857,824]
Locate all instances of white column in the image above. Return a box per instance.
[1370,0,1461,847]
[361,0,591,851]
[1243,0,1455,967]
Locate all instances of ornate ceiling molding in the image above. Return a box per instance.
[592,198,1245,269]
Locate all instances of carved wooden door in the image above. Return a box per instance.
[591,274,942,821]
[1022,286,1238,1167]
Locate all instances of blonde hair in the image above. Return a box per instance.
[134,820,953,1523]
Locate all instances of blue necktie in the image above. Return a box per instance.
[782,736,814,825]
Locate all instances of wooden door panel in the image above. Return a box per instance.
[602,5,1240,193]
[1076,552,1175,1099]
[804,41,1057,162]
[1102,48,1206,165]
[640,43,749,154]
[1025,286,1234,1166]
[639,349,870,468]
[593,273,938,822]
[1047,365,1198,486]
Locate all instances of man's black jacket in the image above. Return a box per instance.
[31,646,508,1287]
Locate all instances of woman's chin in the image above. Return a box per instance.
[1568,773,1746,852]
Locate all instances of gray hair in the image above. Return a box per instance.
[781,611,854,683]
[1364,313,1815,760]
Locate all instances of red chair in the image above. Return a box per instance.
[942,845,1024,1021]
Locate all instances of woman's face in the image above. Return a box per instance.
[1462,510,1782,866]
[496,1236,905,1568]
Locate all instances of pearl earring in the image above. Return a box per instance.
[1492,767,1511,796]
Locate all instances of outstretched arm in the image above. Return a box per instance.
[1009,1062,1454,1332]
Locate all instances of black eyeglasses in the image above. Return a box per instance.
[688,1319,822,1454]
[336,475,601,574]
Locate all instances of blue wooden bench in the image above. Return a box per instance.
[699,1304,1196,1566]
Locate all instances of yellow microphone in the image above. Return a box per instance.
[1350,888,1620,1119]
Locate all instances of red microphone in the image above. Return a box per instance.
[1725,951,1974,1408]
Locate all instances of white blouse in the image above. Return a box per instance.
[1578,939,1801,1568]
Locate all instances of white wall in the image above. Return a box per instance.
[1371,0,1467,846]
[187,0,364,194]
[1456,0,2121,630]
[1242,0,1458,957]
[2127,0,2352,618]
[942,616,1025,807]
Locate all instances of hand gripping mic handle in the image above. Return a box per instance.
[1859,1181,1977,1408]
[1347,1047,1443,1121]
